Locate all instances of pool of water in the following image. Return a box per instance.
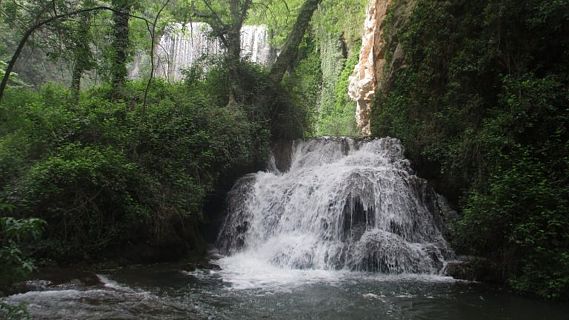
[4,258,569,320]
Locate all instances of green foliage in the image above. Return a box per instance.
[0,60,303,260]
[282,34,321,136]
[248,0,367,47]
[0,61,26,88]
[374,0,569,299]
[316,42,360,136]
[0,204,45,291]
[459,151,569,299]
[247,0,368,137]
[0,0,313,266]
[0,302,30,320]
[316,34,345,134]
[13,144,149,256]
[312,0,368,45]
[248,0,312,46]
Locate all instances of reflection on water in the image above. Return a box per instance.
[3,261,569,320]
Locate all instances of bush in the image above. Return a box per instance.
[0,61,304,262]
[374,0,569,299]
[0,302,30,320]
[10,144,148,257]
[458,151,569,299]
[0,203,44,291]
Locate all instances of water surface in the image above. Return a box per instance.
[4,259,569,320]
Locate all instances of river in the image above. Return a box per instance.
[4,137,568,319]
[4,258,569,320]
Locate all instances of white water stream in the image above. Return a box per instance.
[153,23,273,81]
[216,138,454,287]
[5,139,569,320]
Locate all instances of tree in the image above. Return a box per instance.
[269,0,321,83]
[0,0,153,104]
[0,3,112,103]
[199,0,321,105]
[110,0,133,100]
[199,0,252,106]
[70,8,96,102]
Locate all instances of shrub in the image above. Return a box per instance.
[374,0,569,299]
[0,60,305,262]
[0,203,44,291]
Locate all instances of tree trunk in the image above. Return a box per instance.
[143,0,171,109]
[0,5,143,104]
[71,61,83,103]
[70,13,92,103]
[0,28,33,103]
[111,0,131,100]
[269,0,322,83]
[226,0,252,107]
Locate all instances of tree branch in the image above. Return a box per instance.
[143,0,171,109]
[0,5,154,103]
[269,0,322,83]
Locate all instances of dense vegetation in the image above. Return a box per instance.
[1,0,567,305]
[0,0,313,296]
[250,0,367,136]
[374,0,569,299]
[0,63,306,265]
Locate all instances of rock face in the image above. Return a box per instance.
[444,256,504,283]
[348,0,392,136]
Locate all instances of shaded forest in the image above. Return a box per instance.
[1,0,568,311]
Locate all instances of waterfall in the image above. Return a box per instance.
[217,137,453,274]
[153,23,274,81]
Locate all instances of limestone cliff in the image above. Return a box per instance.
[348,0,392,136]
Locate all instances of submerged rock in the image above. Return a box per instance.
[444,256,503,283]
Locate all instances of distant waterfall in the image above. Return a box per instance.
[217,137,453,274]
[153,23,274,81]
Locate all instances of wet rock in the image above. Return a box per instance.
[9,270,105,295]
[9,280,53,295]
[433,193,460,241]
[186,260,221,272]
[444,256,503,283]
[271,140,294,172]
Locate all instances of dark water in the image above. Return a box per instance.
[3,261,569,320]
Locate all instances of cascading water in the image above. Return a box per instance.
[217,137,453,276]
[154,23,274,81]
[7,139,569,319]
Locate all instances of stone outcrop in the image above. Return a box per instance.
[348,0,392,136]
[444,256,504,283]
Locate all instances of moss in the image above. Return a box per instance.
[373,0,569,300]
[316,41,360,136]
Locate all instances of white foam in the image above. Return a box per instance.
[210,252,458,291]
[96,274,132,292]
[215,253,345,290]
[217,137,454,279]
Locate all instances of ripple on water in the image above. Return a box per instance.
[3,265,569,320]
